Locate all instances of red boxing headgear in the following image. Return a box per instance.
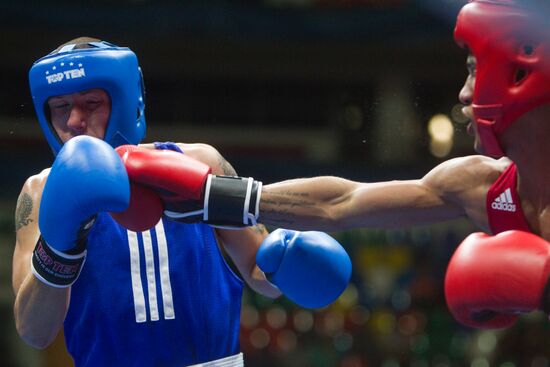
[454,0,550,157]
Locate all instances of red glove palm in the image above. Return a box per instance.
[445,230,550,329]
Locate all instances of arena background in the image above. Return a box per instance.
[1,1,549,366]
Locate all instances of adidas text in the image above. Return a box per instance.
[491,201,516,212]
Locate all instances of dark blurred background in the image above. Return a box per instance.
[2,1,549,367]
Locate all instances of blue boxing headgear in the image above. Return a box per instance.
[29,41,146,155]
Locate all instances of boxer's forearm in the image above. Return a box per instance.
[260,177,464,231]
[214,226,282,299]
[14,274,69,349]
[260,177,356,230]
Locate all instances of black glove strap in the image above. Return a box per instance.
[204,175,262,227]
[31,236,87,288]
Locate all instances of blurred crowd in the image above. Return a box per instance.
[240,225,550,367]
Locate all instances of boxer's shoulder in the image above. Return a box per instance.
[16,171,49,231]
[422,155,507,197]
[179,143,235,176]
[436,155,506,179]
[139,142,214,159]
[22,168,51,194]
[139,141,234,176]
[176,143,218,160]
[467,156,512,185]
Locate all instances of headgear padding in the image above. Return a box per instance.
[455,0,550,157]
[29,41,146,155]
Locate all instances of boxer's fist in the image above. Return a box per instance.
[445,231,550,329]
[111,144,210,231]
[116,144,211,206]
[110,183,163,232]
[34,136,130,287]
[40,136,130,251]
[112,144,262,229]
[256,229,352,309]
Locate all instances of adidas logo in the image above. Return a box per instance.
[491,188,517,212]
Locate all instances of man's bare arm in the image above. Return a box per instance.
[12,171,69,349]
[259,156,497,231]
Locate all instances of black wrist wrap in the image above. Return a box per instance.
[31,236,87,288]
[204,175,262,227]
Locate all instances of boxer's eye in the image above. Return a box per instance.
[51,103,71,111]
[86,100,101,109]
[467,64,476,78]
[466,55,476,77]
[49,98,70,109]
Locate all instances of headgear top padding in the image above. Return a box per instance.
[455,0,550,157]
[29,41,146,155]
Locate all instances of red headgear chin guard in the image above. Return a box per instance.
[454,0,550,157]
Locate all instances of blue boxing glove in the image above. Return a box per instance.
[256,229,352,309]
[32,136,130,288]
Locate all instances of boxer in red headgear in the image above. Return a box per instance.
[454,0,550,158]
[112,0,550,330]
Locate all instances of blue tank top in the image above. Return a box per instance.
[64,213,244,367]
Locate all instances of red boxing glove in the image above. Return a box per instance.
[445,230,550,329]
[116,145,211,203]
[110,145,211,231]
[111,145,262,229]
[110,183,163,232]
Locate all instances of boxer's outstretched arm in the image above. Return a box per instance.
[113,145,499,232]
[260,156,496,231]
[12,172,69,349]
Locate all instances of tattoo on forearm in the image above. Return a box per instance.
[260,209,294,225]
[260,191,319,226]
[266,191,312,198]
[15,193,34,231]
[262,191,316,209]
[217,153,237,176]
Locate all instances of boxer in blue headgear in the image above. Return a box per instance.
[29,38,146,154]
[13,36,351,367]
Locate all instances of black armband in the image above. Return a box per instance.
[204,175,262,227]
[31,236,87,288]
